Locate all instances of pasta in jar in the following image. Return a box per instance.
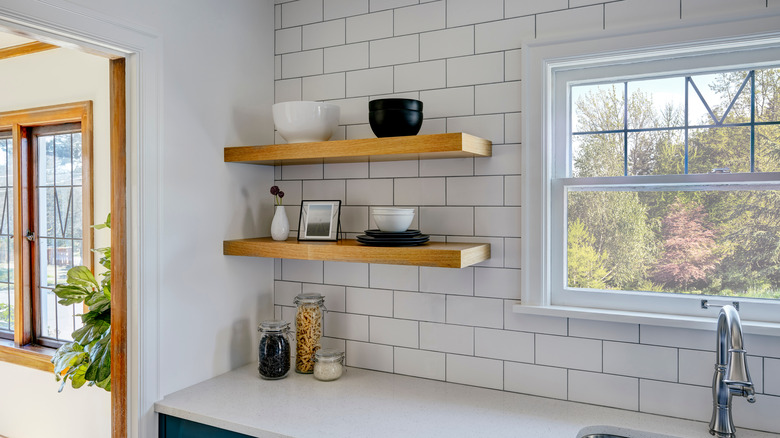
[294,293,325,373]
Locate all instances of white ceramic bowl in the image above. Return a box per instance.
[272,101,340,143]
[372,208,415,232]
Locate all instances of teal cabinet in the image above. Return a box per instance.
[159,414,255,438]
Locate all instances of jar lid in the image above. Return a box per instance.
[258,320,290,332]
[294,293,325,305]
[314,349,344,362]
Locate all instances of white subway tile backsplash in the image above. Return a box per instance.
[325,311,369,341]
[394,1,446,35]
[274,281,302,306]
[282,259,324,283]
[324,161,368,180]
[370,0,416,12]
[605,0,681,31]
[303,19,346,50]
[536,5,604,40]
[569,370,638,411]
[321,337,347,352]
[476,81,521,114]
[536,335,602,372]
[281,163,324,180]
[475,327,534,363]
[504,176,521,206]
[569,319,639,343]
[303,283,347,312]
[419,157,474,177]
[346,67,394,97]
[420,87,474,118]
[447,114,504,144]
[281,0,323,28]
[505,0,567,18]
[282,49,324,78]
[732,393,780,434]
[748,355,764,394]
[370,160,419,178]
[369,264,419,291]
[324,0,368,20]
[302,72,346,101]
[275,78,303,103]
[447,176,504,206]
[447,296,503,329]
[370,35,419,67]
[744,333,780,359]
[395,60,446,93]
[474,207,521,237]
[640,325,711,350]
[474,268,522,300]
[324,261,369,287]
[330,96,370,124]
[603,342,677,381]
[325,42,369,73]
[275,3,282,29]
[639,380,710,422]
[420,26,474,61]
[505,50,522,83]
[346,178,394,204]
[339,206,369,233]
[767,358,780,396]
[505,362,567,399]
[275,55,282,79]
[302,179,345,201]
[276,27,302,54]
[394,347,445,380]
[446,0,503,27]
[394,290,446,322]
[419,266,473,295]
[474,16,534,53]
[394,177,445,205]
[505,112,522,144]
[678,349,714,387]
[346,10,393,43]
[504,237,521,269]
[420,322,473,354]
[276,179,302,205]
[681,0,766,21]
[347,124,375,139]
[370,316,418,347]
[347,287,393,316]
[346,340,394,372]
[419,206,473,236]
[475,144,522,176]
[446,354,503,390]
[447,53,504,87]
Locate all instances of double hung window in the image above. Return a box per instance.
[523,19,780,323]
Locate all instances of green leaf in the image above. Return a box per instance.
[85,336,110,382]
[53,284,90,306]
[72,319,110,346]
[66,266,99,289]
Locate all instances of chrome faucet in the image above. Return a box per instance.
[709,305,756,437]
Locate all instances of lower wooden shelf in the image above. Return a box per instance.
[223,237,490,268]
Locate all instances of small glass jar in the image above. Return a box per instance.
[294,293,325,374]
[313,349,345,381]
[257,320,291,380]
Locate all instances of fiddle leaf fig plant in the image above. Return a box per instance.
[51,214,112,392]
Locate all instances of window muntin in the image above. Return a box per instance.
[0,133,13,340]
[560,63,780,314]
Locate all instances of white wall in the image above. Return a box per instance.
[0,47,111,438]
[0,1,277,437]
[272,0,780,435]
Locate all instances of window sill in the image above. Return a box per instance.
[0,339,55,372]
[511,304,780,337]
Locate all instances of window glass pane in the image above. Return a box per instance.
[571,83,624,133]
[688,126,751,174]
[0,137,11,336]
[628,77,685,129]
[688,73,723,125]
[54,133,73,186]
[55,187,74,239]
[755,68,780,123]
[572,133,624,177]
[0,285,10,332]
[627,129,686,175]
[39,134,55,185]
[41,288,57,339]
[755,124,780,172]
[72,133,82,185]
[38,237,54,288]
[567,188,780,299]
[40,187,55,239]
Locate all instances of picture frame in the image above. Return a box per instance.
[297,200,341,241]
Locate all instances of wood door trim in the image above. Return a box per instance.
[0,42,57,61]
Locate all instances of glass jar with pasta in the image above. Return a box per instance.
[293,293,325,374]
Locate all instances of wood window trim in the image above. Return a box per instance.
[0,42,57,61]
[0,100,93,370]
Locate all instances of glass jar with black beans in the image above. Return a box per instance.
[257,320,291,380]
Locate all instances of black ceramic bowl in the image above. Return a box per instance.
[369,99,423,137]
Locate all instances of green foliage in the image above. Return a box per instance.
[51,214,111,392]
[567,220,609,289]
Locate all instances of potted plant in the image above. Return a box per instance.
[51,214,112,392]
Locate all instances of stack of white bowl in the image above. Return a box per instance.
[371,208,414,232]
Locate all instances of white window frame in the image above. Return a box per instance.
[520,14,780,334]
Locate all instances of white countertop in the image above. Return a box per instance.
[155,364,774,438]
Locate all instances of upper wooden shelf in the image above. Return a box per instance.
[223,237,490,269]
[224,132,492,165]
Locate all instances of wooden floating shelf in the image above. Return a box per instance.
[224,132,492,165]
[223,237,490,269]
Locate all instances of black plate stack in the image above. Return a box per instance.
[356,229,430,246]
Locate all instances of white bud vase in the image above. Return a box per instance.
[271,205,290,241]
